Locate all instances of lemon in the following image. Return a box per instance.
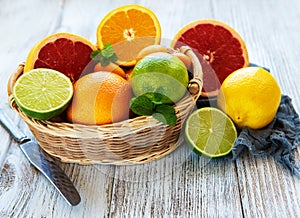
[13,68,73,120]
[185,107,237,158]
[131,52,189,104]
[217,67,281,129]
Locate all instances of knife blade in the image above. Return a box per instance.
[0,108,81,206]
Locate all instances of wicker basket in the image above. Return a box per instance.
[7,46,203,165]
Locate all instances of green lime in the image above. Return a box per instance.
[185,107,237,158]
[131,52,189,104]
[13,68,73,120]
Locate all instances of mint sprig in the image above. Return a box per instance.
[90,43,118,66]
[153,104,177,126]
[130,93,177,126]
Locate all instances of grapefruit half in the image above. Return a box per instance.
[171,19,249,97]
[24,32,97,82]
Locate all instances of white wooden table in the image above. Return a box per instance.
[0,0,299,217]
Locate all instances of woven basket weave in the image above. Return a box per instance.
[7,46,203,165]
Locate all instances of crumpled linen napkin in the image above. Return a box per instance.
[231,95,300,177]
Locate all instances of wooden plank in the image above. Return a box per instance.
[0,107,18,166]
[0,142,115,217]
[212,0,300,216]
[0,0,65,86]
[236,153,300,217]
[0,0,64,166]
[109,144,242,217]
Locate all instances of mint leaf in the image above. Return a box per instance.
[130,96,154,116]
[100,57,110,66]
[90,43,118,66]
[110,53,118,62]
[101,43,115,58]
[153,104,177,126]
[90,50,101,60]
[130,93,178,126]
[144,92,173,105]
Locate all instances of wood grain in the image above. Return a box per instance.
[0,0,299,217]
[110,146,242,217]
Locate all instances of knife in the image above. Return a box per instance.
[0,108,81,206]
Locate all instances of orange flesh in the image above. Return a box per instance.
[97,5,161,66]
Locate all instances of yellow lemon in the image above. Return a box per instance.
[217,67,281,129]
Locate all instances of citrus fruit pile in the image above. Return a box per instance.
[11,4,282,159]
[171,21,282,158]
[185,67,281,158]
[12,4,190,126]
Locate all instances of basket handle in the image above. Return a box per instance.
[179,46,203,100]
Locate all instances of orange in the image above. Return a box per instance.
[66,72,132,125]
[171,19,249,97]
[217,67,281,129]
[24,32,97,82]
[96,4,161,66]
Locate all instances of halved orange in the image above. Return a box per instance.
[171,19,249,97]
[96,4,161,66]
[24,32,97,82]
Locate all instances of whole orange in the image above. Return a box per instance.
[67,72,132,125]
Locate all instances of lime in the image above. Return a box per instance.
[185,107,237,158]
[131,52,189,104]
[13,68,73,120]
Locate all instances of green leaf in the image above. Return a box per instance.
[130,96,154,116]
[101,43,115,58]
[110,53,118,62]
[153,104,177,126]
[90,43,118,66]
[101,58,110,66]
[90,50,101,60]
[144,92,173,105]
[130,93,178,126]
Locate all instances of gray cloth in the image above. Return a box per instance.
[231,95,300,177]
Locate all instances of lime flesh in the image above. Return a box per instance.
[13,68,73,120]
[185,107,237,158]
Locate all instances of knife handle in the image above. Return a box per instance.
[0,109,30,143]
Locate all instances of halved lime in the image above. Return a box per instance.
[185,107,237,158]
[13,68,73,120]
